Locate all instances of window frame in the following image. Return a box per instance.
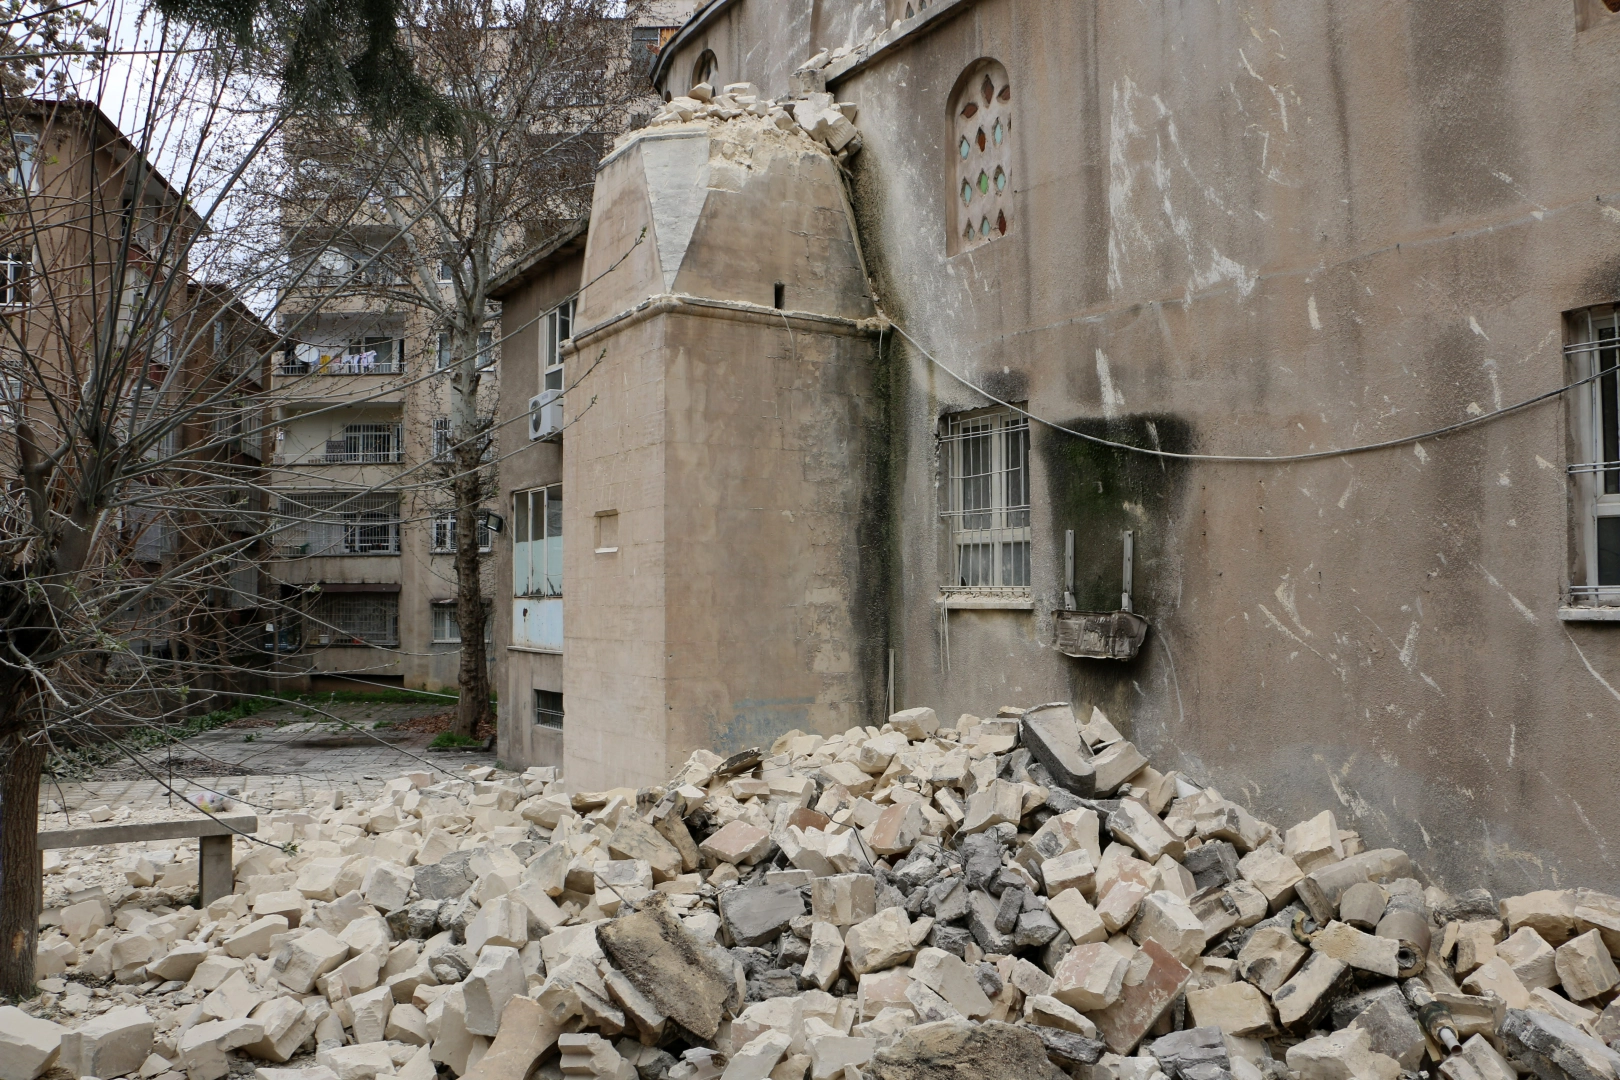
[543,299,574,392]
[533,688,563,729]
[939,405,1032,598]
[0,251,29,306]
[948,59,1014,255]
[431,512,493,554]
[512,484,563,597]
[1568,306,1620,605]
[430,599,491,644]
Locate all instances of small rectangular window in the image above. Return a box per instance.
[9,133,37,193]
[431,513,492,553]
[436,332,451,370]
[543,299,575,392]
[478,329,495,370]
[431,601,461,643]
[533,688,563,729]
[0,253,27,307]
[941,406,1031,595]
[1566,305,1620,604]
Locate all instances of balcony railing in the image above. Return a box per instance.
[276,354,405,377]
[273,424,403,466]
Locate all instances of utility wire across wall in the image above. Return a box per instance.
[887,321,1599,465]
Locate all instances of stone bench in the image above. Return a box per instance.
[37,814,259,905]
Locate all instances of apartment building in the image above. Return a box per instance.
[266,265,499,693]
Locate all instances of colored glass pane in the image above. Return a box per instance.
[961,179,972,205]
[981,75,994,105]
[980,217,989,236]
[959,136,970,159]
[996,210,1007,234]
[977,128,987,152]
[999,84,1011,102]
[977,171,989,194]
[994,167,1006,192]
[993,119,1004,146]
[961,103,978,119]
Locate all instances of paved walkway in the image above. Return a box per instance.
[40,697,501,825]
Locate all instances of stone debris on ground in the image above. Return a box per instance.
[19,702,1620,1080]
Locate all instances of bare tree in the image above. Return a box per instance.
[273,0,649,738]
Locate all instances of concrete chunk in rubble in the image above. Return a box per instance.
[1149,1025,1229,1080]
[721,882,806,946]
[595,902,738,1040]
[1091,742,1149,796]
[867,1020,1066,1080]
[1284,811,1345,875]
[812,874,877,927]
[243,997,315,1063]
[1020,704,1096,796]
[1310,920,1400,977]
[1497,926,1559,990]
[1294,849,1412,925]
[1272,953,1352,1031]
[1498,1008,1620,1080]
[1438,1034,1518,1080]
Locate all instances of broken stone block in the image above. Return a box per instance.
[1574,889,1620,957]
[1091,742,1150,796]
[149,940,211,982]
[0,1005,65,1080]
[1310,920,1400,977]
[415,860,475,902]
[812,874,877,928]
[1020,704,1096,797]
[1497,926,1559,990]
[1237,849,1304,911]
[1109,802,1185,863]
[1272,953,1352,1031]
[244,998,315,1063]
[178,1017,266,1080]
[1048,889,1109,945]
[802,921,844,991]
[1500,890,1579,946]
[201,969,260,1020]
[361,862,413,913]
[317,950,381,998]
[912,947,993,1019]
[1025,994,1095,1037]
[1463,956,1532,1010]
[1096,880,1151,934]
[867,1020,1064,1080]
[466,897,529,953]
[1130,891,1207,966]
[722,883,807,947]
[1530,986,1599,1029]
[888,706,939,740]
[1438,1034,1518,1080]
[596,903,738,1040]
[609,820,683,883]
[350,986,395,1045]
[315,1043,396,1080]
[1185,982,1276,1038]
[225,915,289,959]
[702,820,774,866]
[60,1004,155,1080]
[1557,928,1620,1001]
[1294,849,1412,926]
[845,907,915,975]
[1284,811,1344,875]
[868,802,928,858]
[1040,849,1097,899]
[961,780,1024,834]
[1149,1025,1229,1080]
[1051,941,1129,1011]
[1092,940,1192,1054]
[1452,919,1501,975]
[463,946,526,1036]
[1499,1007,1620,1080]
[1333,985,1425,1070]
[1284,1025,1400,1080]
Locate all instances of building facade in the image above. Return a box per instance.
[496,0,1620,894]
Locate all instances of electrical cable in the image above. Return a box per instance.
[888,320,1597,464]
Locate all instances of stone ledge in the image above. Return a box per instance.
[38,814,259,850]
[1558,605,1620,622]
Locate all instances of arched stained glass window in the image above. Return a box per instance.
[949,59,1012,253]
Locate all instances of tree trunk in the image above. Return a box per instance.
[451,458,492,739]
[0,730,45,999]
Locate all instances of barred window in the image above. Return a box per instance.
[431,513,492,553]
[430,599,490,644]
[534,689,563,729]
[941,407,1030,593]
[307,593,398,646]
[273,491,401,555]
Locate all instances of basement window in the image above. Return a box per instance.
[533,689,563,729]
[940,406,1031,597]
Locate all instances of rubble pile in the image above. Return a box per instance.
[643,78,861,158]
[12,701,1620,1080]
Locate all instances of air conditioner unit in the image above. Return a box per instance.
[529,389,563,440]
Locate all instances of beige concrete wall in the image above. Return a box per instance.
[647,0,1620,894]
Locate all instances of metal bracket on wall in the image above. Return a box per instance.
[1054,527,1148,660]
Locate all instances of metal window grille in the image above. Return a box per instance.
[273,491,401,555]
[433,417,451,462]
[941,408,1031,593]
[431,601,461,643]
[320,423,401,464]
[307,593,398,646]
[0,253,28,306]
[533,689,563,729]
[431,514,492,553]
[1568,309,1620,599]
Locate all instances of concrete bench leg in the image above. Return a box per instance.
[199,834,234,906]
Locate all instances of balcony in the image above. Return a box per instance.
[273,424,403,466]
